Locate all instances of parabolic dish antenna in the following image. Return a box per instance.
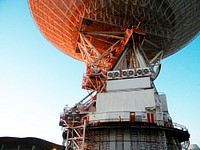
[29,0,200,91]
[29,0,200,71]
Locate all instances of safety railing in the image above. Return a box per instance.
[89,115,188,132]
[173,122,188,132]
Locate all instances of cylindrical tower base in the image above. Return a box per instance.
[85,122,189,150]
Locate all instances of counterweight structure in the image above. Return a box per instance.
[29,0,200,149]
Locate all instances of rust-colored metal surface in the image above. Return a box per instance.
[29,0,200,69]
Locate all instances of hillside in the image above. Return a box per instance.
[0,137,64,150]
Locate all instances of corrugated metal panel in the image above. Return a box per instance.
[90,111,130,122]
[159,94,168,112]
[90,111,150,122]
[106,77,151,91]
[97,89,155,112]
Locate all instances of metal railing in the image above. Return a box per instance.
[89,115,188,132]
[173,122,188,132]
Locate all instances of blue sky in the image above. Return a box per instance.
[0,1,200,146]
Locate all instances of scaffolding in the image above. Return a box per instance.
[84,122,189,150]
[63,120,86,150]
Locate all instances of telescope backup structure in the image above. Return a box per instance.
[29,0,200,150]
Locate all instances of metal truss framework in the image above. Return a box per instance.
[78,29,163,92]
[62,120,86,150]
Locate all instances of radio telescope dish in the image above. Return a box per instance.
[29,0,200,71]
[29,1,199,149]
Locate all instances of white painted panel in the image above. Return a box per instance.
[90,111,130,122]
[107,77,151,91]
[159,94,168,112]
[97,89,155,112]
